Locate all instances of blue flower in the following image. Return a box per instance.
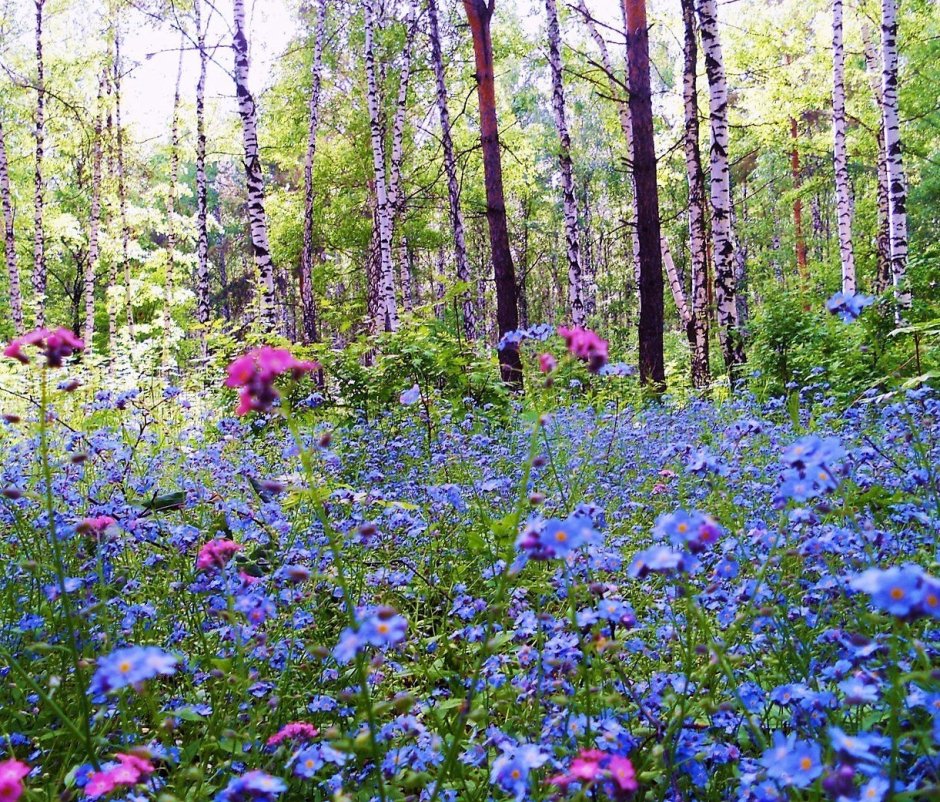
[400,385,421,405]
[826,291,874,322]
[850,565,929,618]
[489,742,547,800]
[215,771,286,802]
[760,731,823,788]
[88,646,177,696]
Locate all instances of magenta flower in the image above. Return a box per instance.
[557,326,608,373]
[0,759,30,802]
[538,353,557,374]
[76,516,117,538]
[84,753,154,799]
[4,327,84,368]
[267,721,319,747]
[224,347,320,416]
[550,749,637,797]
[196,539,242,572]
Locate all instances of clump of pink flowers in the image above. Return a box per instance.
[225,347,319,416]
[4,327,84,368]
[267,721,319,746]
[557,326,608,373]
[549,749,637,798]
[196,539,242,572]
[0,759,29,802]
[76,516,117,538]
[85,753,154,799]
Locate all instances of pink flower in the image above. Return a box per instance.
[267,721,319,746]
[196,539,242,572]
[538,353,557,374]
[0,760,29,802]
[76,516,117,537]
[549,750,637,797]
[224,347,320,416]
[4,328,84,368]
[84,753,154,799]
[557,326,608,373]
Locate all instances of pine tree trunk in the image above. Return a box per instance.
[84,73,105,351]
[428,0,475,339]
[0,119,24,336]
[233,0,277,332]
[880,0,908,312]
[832,0,856,294]
[681,0,709,388]
[114,29,135,342]
[463,0,521,387]
[299,0,328,344]
[696,0,745,383]
[195,0,211,340]
[545,0,584,326]
[862,29,891,293]
[32,0,46,328]
[363,0,399,333]
[624,0,665,390]
[164,40,184,370]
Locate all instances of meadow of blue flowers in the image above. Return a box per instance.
[0,327,937,802]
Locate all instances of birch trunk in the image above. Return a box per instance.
[832,0,856,294]
[32,0,46,328]
[681,0,709,388]
[661,237,691,326]
[545,0,584,325]
[299,0,328,343]
[463,0,521,386]
[880,0,909,311]
[581,183,597,316]
[387,5,417,315]
[428,0,475,338]
[105,71,118,353]
[624,0,665,389]
[363,0,398,333]
[163,41,184,370]
[862,28,891,293]
[0,118,23,335]
[233,0,277,331]
[84,73,106,351]
[114,30,135,341]
[195,0,211,338]
[696,0,745,383]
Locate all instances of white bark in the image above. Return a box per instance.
[300,0,328,343]
[427,0,474,338]
[661,237,691,325]
[0,118,24,335]
[164,39,184,370]
[832,0,856,294]
[363,0,398,332]
[545,0,584,325]
[32,0,46,328]
[862,28,891,293]
[696,0,745,379]
[84,73,105,351]
[114,29,135,342]
[233,0,277,331]
[880,0,909,311]
[195,0,211,335]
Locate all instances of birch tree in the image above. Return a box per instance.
[363,0,398,333]
[84,73,106,350]
[880,0,909,311]
[194,0,211,338]
[427,0,475,339]
[0,117,23,335]
[163,41,184,370]
[681,0,709,387]
[832,0,855,294]
[299,0,328,344]
[862,28,891,293]
[32,0,46,328]
[696,0,745,383]
[544,0,584,325]
[233,0,277,331]
[114,27,134,342]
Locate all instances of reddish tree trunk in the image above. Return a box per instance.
[624,0,664,390]
[790,116,809,284]
[463,0,522,388]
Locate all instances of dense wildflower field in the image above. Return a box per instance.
[0,330,938,802]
